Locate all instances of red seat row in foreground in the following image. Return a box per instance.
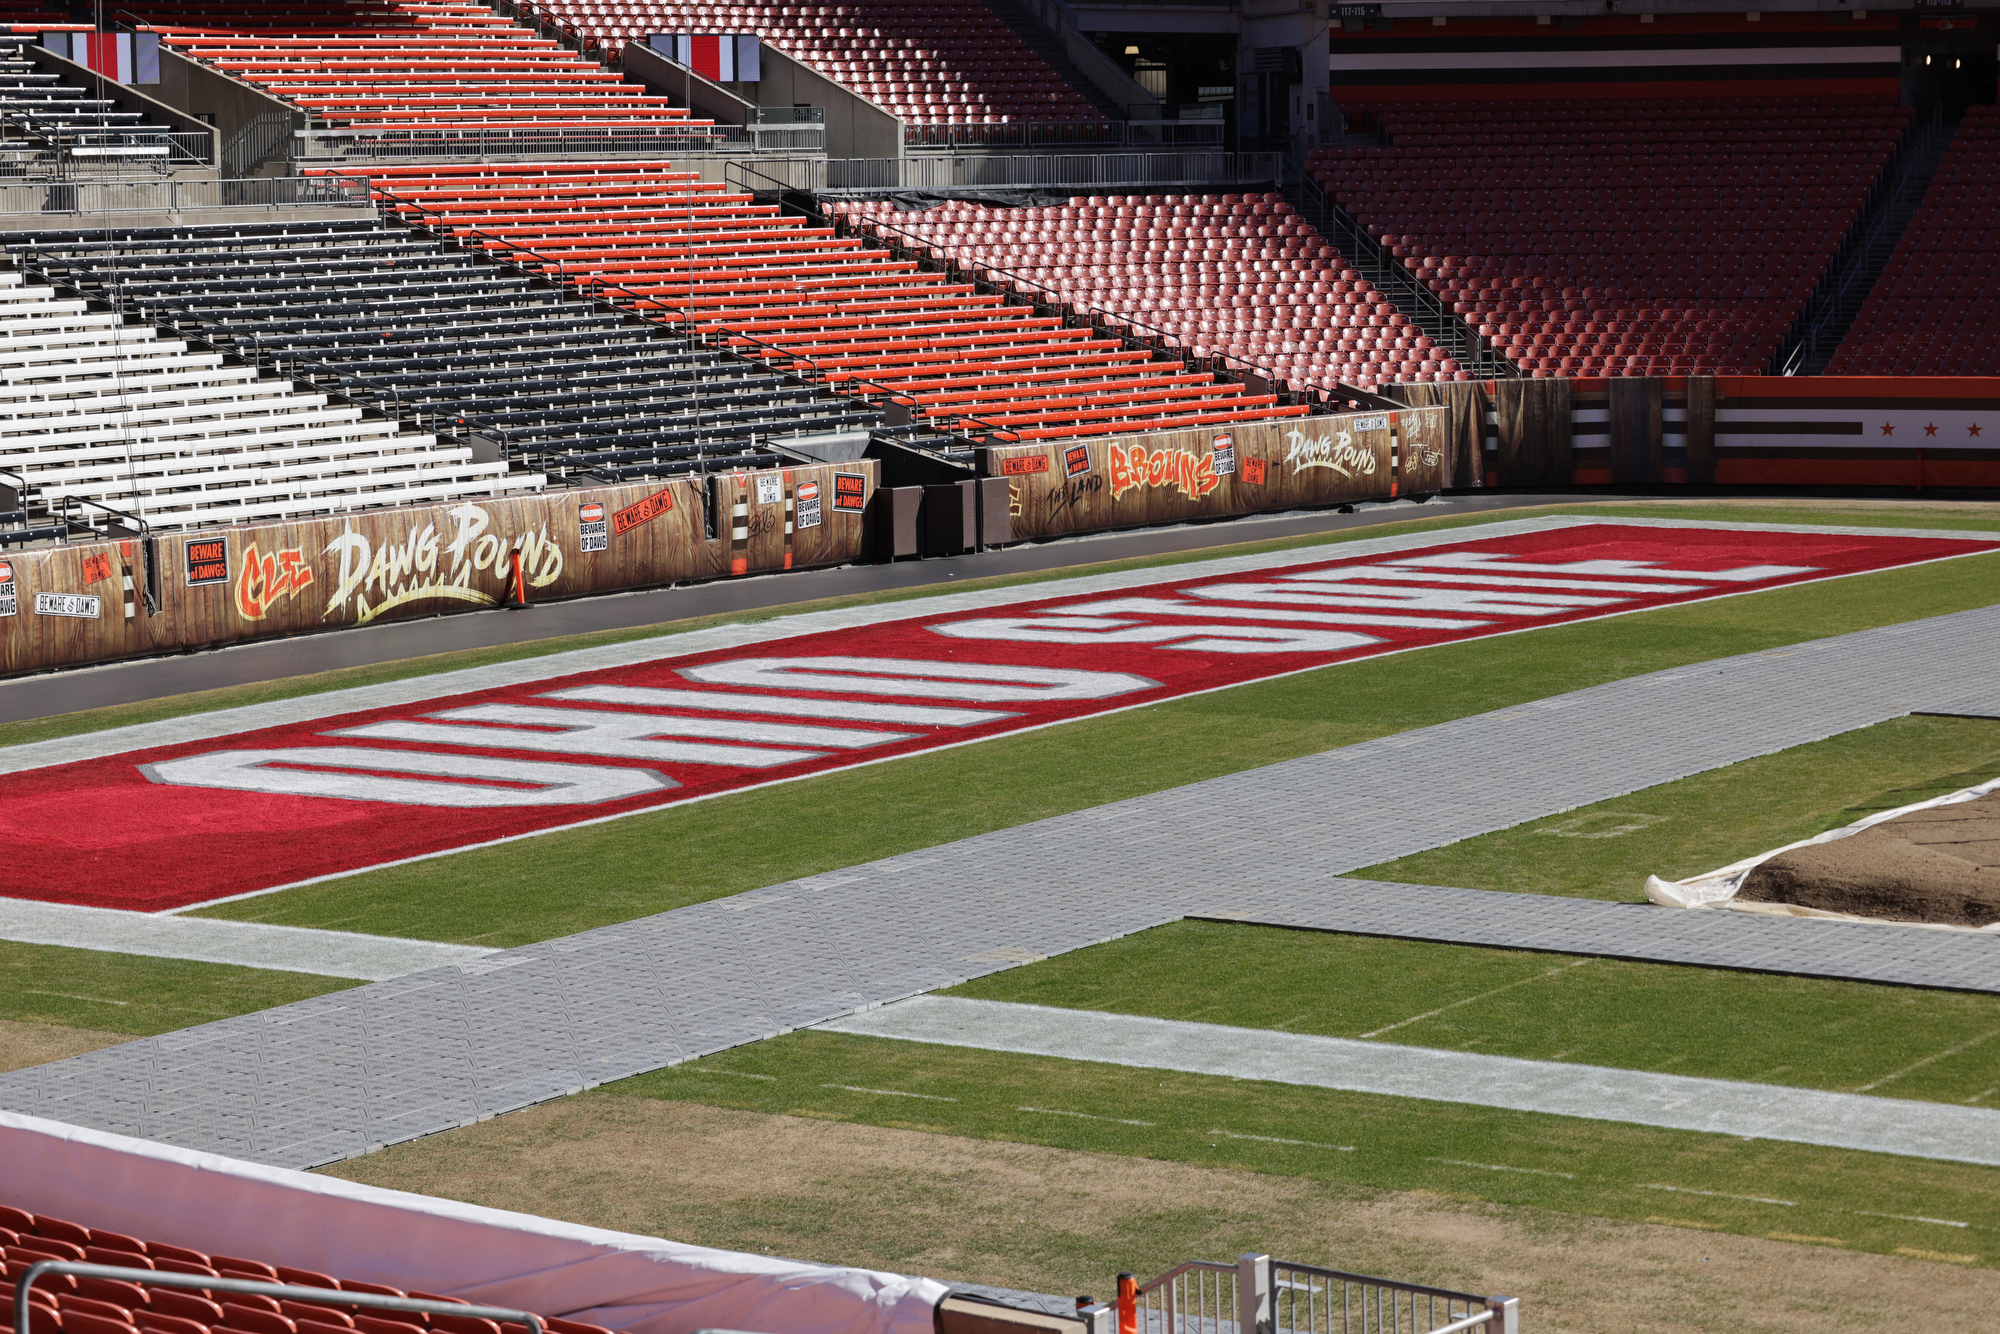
[0,1203,611,1334]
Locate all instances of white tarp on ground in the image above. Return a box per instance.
[0,1110,947,1334]
[1644,774,2000,930]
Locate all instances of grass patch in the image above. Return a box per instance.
[1356,713,2000,901]
[0,940,358,1034]
[947,921,2000,1104]
[193,539,2000,946]
[614,1031,2000,1269]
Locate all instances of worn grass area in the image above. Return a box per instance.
[0,940,358,1035]
[193,533,2000,946]
[323,1095,2000,1334]
[1357,713,2000,901]
[607,1032,2000,1271]
[948,920,2000,1105]
[0,1016,135,1073]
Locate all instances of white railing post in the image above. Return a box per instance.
[1078,1301,1116,1334]
[1236,1254,1271,1334]
[1483,1297,1518,1334]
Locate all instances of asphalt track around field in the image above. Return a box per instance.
[0,493,1602,725]
[818,996,2000,1166]
[2,579,1996,1169]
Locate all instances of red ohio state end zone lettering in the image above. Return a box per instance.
[2,523,1991,911]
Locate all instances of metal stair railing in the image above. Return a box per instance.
[1773,103,1949,376]
[726,158,1394,413]
[1279,157,1511,381]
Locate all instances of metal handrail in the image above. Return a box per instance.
[332,169,1015,447]
[13,1261,547,1334]
[1280,158,1509,380]
[1773,102,1947,375]
[1135,1260,1236,1294]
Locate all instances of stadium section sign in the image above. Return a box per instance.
[1,522,1991,910]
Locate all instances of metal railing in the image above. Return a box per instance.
[1125,1254,1517,1334]
[13,1262,547,1334]
[802,183,1372,409]
[1773,103,1948,376]
[753,105,824,125]
[821,152,1283,195]
[293,122,820,163]
[1279,158,1510,380]
[904,121,1225,150]
[222,108,296,178]
[0,174,372,216]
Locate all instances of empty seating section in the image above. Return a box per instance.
[1828,105,2000,376]
[1311,95,1910,376]
[353,163,1308,440]
[541,0,1099,126]
[835,193,1460,393]
[0,1201,614,1334]
[121,0,710,142]
[0,38,188,171]
[13,218,874,483]
[0,260,533,530]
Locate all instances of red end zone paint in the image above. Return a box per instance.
[5,523,1992,911]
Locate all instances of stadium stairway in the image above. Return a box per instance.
[1310,94,1912,377]
[0,259,536,531]
[0,38,190,176]
[1780,112,1956,375]
[342,161,1312,442]
[830,192,1460,395]
[1825,105,2000,377]
[8,217,883,486]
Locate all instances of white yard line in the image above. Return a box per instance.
[817,996,2000,1168]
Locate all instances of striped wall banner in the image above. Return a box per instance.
[648,33,763,82]
[41,30,160,84]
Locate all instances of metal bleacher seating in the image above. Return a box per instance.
[834,193,1461,394]
[0,37,189,174]
[1312,94,1912,377]
[350,162,1310,442]
[0,255,534,532]
[1827,104,2000,377]
[534,0,1102,127]
[9,218,883,485]
[122,0,714,149]
[0,1199,616,1334]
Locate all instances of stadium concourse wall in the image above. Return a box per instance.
[0,1109,949,1334]
[0,461,879,678]
[1388,376,2000,491]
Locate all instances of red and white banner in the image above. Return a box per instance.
[2,521,1991,912]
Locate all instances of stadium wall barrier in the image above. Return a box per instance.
[978,406,1453,541]
[0,461,876,677]
[0,1109,946,1334]
[1416,376,2000,491]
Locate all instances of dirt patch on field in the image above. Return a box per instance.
[1741,792,2000,926]
[322,1096,1996,1333]
[0,1017,134,1072]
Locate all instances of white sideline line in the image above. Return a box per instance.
[0,898,492,980]
[816,996,2000,1168]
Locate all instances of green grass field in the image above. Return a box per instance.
[8,498,2000,1303]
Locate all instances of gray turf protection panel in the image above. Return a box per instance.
[0,899,493,980]
[1207,878,2000,993]
[816,996,2000,1167]
[2,602,1998,1169]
